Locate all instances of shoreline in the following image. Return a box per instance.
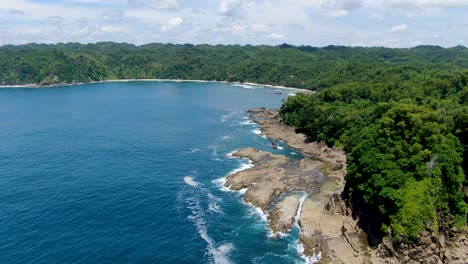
[228,109,468,263]
[224,108,387,263]
[0,79,314,93]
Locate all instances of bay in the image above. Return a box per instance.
[0,81,304,264]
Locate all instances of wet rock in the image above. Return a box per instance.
[268,194,301,235]
[247,107,267,113]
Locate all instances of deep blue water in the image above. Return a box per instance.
[0,81,306,264]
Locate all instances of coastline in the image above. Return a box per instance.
[226,108,468,263]
[224,108,389,263]
[0,79,314,93]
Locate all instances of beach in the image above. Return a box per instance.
[0,79,315,94]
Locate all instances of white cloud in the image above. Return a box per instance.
[387,0,468,8]
[321,0,363,10]
[65,0,111,3]
[320,0,363,18]
[151,0,181,10]
[389,23,409,33]
[168,17,183,27]
[102,10,125,21]
[128,0,182,10]
[270,33,285,40]
[219,0,255,18]
[251,24,269,32]
[161,17,183,31]
[100,25,129,33]
[0,0,466,47]
[326,9,349,18]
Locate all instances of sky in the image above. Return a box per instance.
[0,0,467,47]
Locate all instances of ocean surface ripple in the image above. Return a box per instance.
[0,81,304,263]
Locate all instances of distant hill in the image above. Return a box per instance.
[0,42,467,88]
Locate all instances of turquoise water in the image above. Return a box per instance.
[0,81,306,263]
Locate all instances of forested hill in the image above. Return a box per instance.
[0,42,467,89]
[280,61,468,244]
[2,41,468,254]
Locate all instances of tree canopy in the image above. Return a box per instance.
[1,42,467,241]
[280,66,468,241]
[0,42,467,89]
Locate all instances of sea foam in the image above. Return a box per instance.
[294,193,322,264]
[186,195,233,264]
[184,176,200,187]
[239,120,254,126]
[251,128,262,135]
[212,160,254,192]
[231,84,256,89]
[207,193,223,214]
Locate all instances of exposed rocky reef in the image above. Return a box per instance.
[224,108,390,263]
[229,107,468,264]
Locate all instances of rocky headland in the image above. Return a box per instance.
[224,107,468,263]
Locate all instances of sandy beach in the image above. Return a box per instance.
[0,79,314,93]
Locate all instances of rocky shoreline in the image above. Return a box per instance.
[225,108,387,263]
[225,107,468,264]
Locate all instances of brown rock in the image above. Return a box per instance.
[419,236,432,246]
[268,194,301,235]
[421,231,430,237]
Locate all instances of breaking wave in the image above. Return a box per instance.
[231,84,256,89]
[183,177,231,263]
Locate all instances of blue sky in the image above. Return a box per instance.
[0,0,467,47]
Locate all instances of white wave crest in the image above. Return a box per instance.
[251,128,261,135]
[212,160,253,192]
[251,128,267,138]
[209,145,219,157]
[237,188,247,195]
[267,229,289,239]
[207,193,223,214]
[212,177,232,192]
[295,193,308,227]
[295,193,322,263]
[187,197,233,264]
[221,136,232,140]
[244,202,268,222]
[298,243,322,264]
[187,148,201,153]
[184,176,200,187]
[239,120,254,125]
[221,109,237,123]
[228,161,254,175]
[232,84,256,89]
[185,188,232,263]
[225,150,238,158]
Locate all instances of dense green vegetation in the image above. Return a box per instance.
[0,42,467,90]
[1,42,467,242]
[280,67,468,241]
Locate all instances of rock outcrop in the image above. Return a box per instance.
[241,108,468,264]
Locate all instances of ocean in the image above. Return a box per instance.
[0,81,307,263]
